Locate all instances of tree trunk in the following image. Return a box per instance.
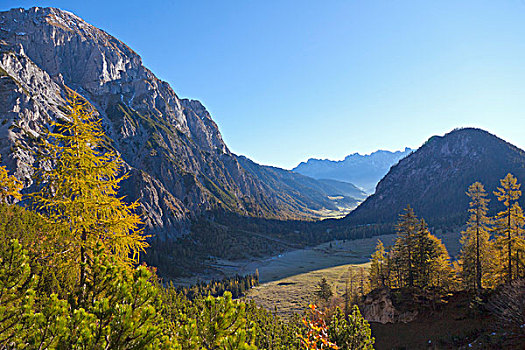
[80,228,87,299]
[476,209,481,292]
[508,203,512,284]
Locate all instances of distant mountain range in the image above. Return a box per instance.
[293,148,413,193]
[238,156,367,217]
[341,128,525,229]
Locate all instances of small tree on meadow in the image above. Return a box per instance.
[315,277,333,303]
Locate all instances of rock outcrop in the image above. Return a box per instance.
[360,288,418,324]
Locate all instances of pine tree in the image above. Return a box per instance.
[185,292,256,349]
[357,267,367,297]
[413,219,435,287]
[509,203,525,279]
[459,182,493,292]
[328,306,374,350]
[0,239,35,346]
[391,206,454,290]
[23,245,172,349]
[344,277,352,317]
[389,244,403,288]
[493,173,524,283]
[426,234,455,290]
[344,268,360,313]
[30,90,147,290]
[384,249,396,289]
[315,277,333,304]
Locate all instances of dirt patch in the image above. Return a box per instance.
[370,292,504,350]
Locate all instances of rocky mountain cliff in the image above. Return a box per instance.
[293,148,413,193]
[0,7,358,240]
[343,128,525,228]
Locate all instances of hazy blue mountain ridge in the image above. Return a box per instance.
[293,148,413,193]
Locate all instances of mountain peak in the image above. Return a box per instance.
[3,6,103,34]
[345,128,525,228]
[2,7,104,40]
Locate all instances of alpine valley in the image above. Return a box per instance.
[1,5,525,350]
[2,7,525,280]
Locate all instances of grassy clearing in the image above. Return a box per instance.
[236,229,460,284]
[174,226,461,288]
[244,262,370,319]
[240,234,398,284]
[242,228,463,320]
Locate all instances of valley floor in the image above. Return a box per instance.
[172,229,462,287]
[244,262,369,318]
[237,234,396,283]
[171,234,396,286]
[222,229,461,284]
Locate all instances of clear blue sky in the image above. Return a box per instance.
[3,1,525,169]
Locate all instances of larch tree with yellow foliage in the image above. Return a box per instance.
[393,205,419,288]
[369,240,387,289]
[459,182,494,292]
[0,159,22,203]
[493,173,525,283]
[31,90,147,291]
[426,233,456,290]
[384,206,455,290]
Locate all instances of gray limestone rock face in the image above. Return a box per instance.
[0,7,355,240]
